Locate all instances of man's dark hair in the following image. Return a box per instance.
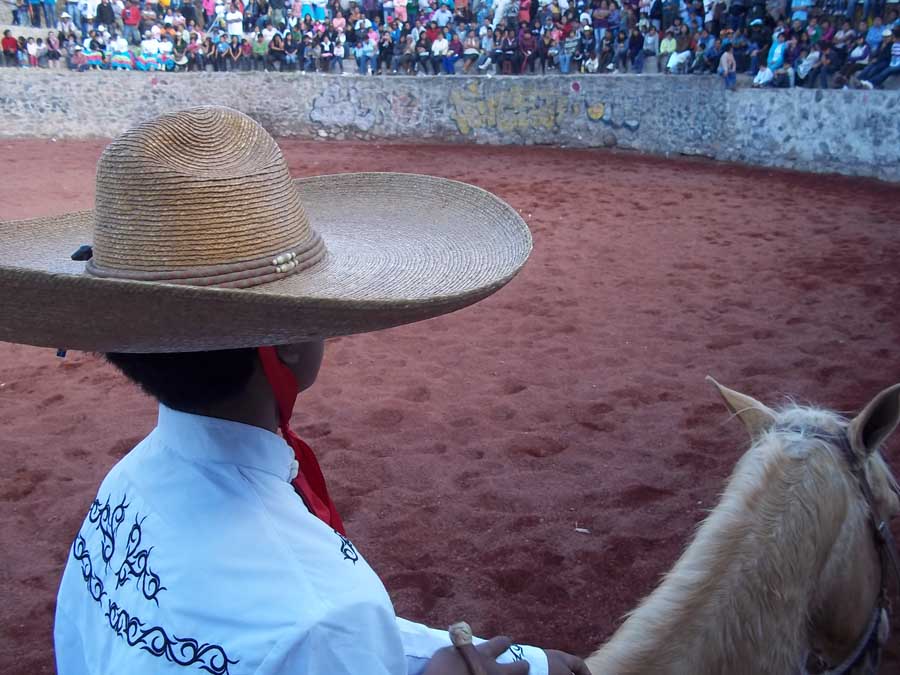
[105,348,258,411]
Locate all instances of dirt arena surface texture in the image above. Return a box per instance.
[1,138,900,674]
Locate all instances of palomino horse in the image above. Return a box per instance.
[586,380,900,675]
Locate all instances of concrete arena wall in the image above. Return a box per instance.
[1,70,897,181]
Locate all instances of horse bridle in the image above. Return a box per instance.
[800,428,900,675]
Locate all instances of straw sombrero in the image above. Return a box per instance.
[0,107,531,353]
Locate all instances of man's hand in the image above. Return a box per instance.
[546,649,592,675]
[422,636,529,675]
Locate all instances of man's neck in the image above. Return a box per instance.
[180,367,279,433]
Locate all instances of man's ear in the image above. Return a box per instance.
[706,376,777,439]
[848,384,900,457]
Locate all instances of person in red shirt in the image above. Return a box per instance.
[2,30,18,67]
[425,20,441,42]
[122,0,142,45]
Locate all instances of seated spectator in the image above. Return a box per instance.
[557,23,579,74]
[598,30,615,70]
[794,42,821,86]
[667,23,692,71]
[752,60,774,84]
[816,43,838,87]
[688,31,707,70]
[392,33,412,71]
[700,38,721,72]
[251,30,267,69]
[415,32,431,72]
[628,26,645,72]
[377,30,393,73]
[446,28,463,72]
[866,17,884,53]
[613,29,628,71]
[186,33,205,69]
[172,34,189,70]
[354,35,377,73]
[109,31,134,69]
[500,26,519,73]
[537,30,557,72]
[768,30,787,69]
[840,33,870,80]
[69,44,90,69]
[25,37,38,67]
[832,20,855,65]
[302,36,317,71]
[860,27,899,88]
[283,31,298,72]
[2,30,19,67]
[430,26,448,72]
[267,32,285,69]
[659,26,676,68]
[202,36,216,69]
[461,28,480,71]
[239,37,252,70]
[159,34,176,69]
[226,34,242,69]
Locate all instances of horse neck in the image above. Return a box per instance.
[586,434,856,675]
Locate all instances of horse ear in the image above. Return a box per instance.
[848,383,900,457]
[706,376,776,439]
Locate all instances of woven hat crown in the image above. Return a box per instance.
[89,106,324,288]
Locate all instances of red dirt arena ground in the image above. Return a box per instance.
[1,139,900,674]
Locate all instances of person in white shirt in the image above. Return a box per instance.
[42,109,591,675]
[141,31,159,53]
[83,0,100,28]
[431,31,449,72]
[225,1,243,37]
[111,32,128,51]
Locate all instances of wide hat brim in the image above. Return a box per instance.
[0,173,531,353]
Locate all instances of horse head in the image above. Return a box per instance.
[710,380,900,674]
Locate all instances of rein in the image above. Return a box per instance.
[795,427,900,675]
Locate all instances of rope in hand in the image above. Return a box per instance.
[449,622,487,675]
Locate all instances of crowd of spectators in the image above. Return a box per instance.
[2,0,898,87]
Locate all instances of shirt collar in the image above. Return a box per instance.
[155,404,296,482]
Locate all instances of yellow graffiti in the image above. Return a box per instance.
[449,84,570,136]
[586,102,605,121]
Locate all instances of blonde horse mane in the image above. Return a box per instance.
[586,401,880,675]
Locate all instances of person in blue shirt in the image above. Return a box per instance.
[767,31,786,70]
[866,17,884,53]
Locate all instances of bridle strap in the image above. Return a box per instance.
[790,427,899,675]
[803,602,884,675]
[833,432,900,592]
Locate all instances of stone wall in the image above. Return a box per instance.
[1,70,897,181]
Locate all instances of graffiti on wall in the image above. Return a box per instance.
[446,81,640,137]
[448,82,579,136]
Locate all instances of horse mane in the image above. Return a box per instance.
[587,403,871,675]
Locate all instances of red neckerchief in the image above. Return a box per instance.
[257,346,346,536]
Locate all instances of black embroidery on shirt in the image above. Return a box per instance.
[106,600,238,675]
[88,493,129,569]
[115,515,166,604]
[73,492,239,673]
[508,644,525,662]
[335,530,359,564]
[73,535,107,604]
